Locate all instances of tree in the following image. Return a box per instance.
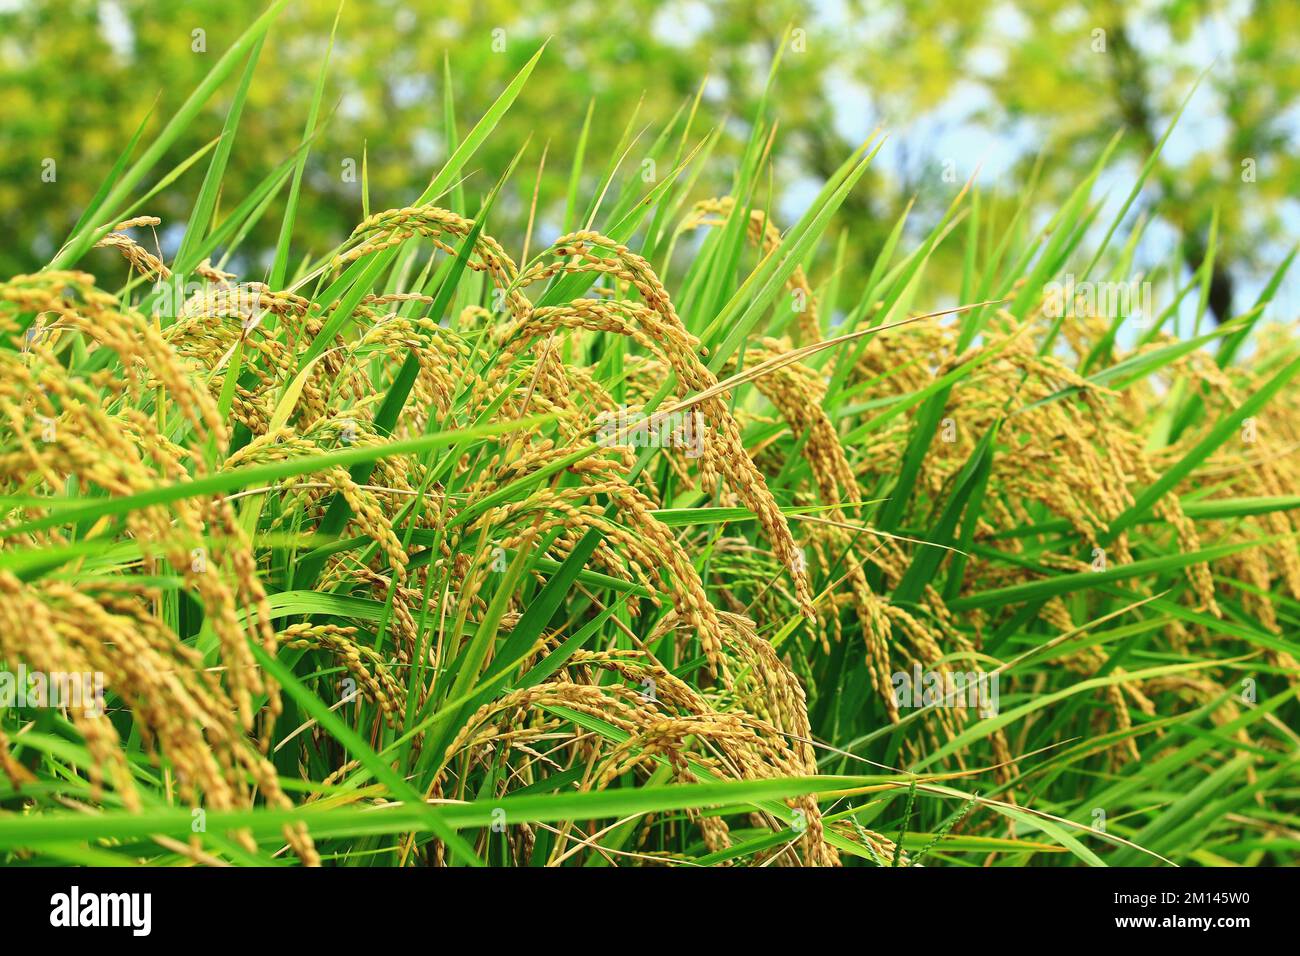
[2,0,1295,321]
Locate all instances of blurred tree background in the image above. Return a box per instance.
[1,0,1297,319]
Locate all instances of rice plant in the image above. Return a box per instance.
[1,13,1297,868]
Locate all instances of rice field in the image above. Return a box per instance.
[1,12,1298,869]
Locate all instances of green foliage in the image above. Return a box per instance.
[5,0,1298,319]
[0,4,1298,869]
